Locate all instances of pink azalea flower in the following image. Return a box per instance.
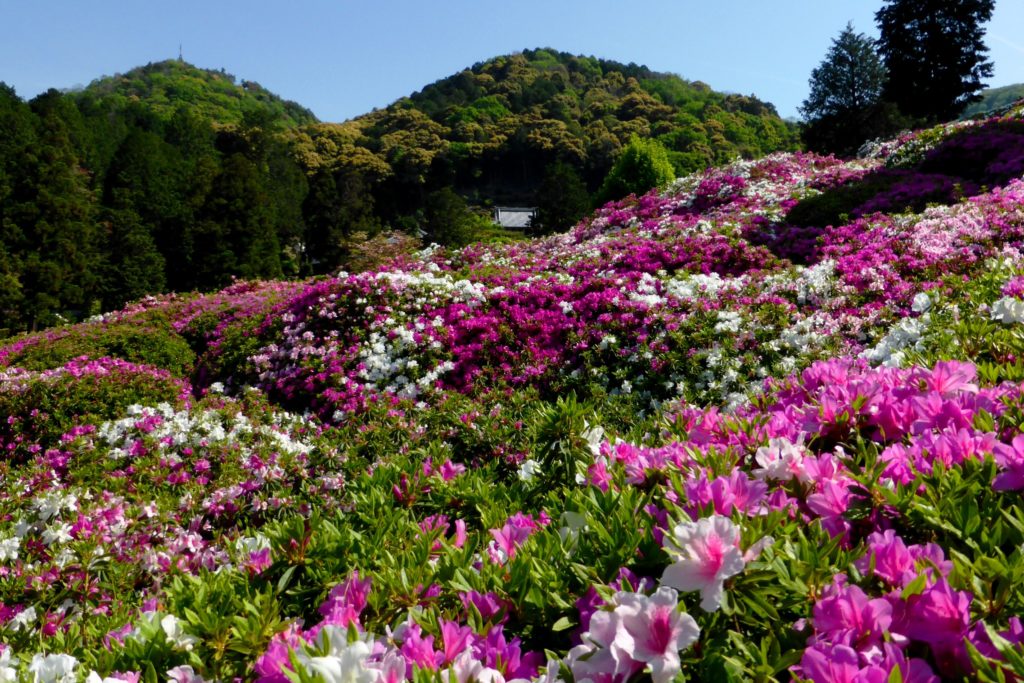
[811,580,891,658]
[568,607,644,683]
[612,587,700,683]
[798,642,863,683]
[444,650,505,683]
[369,650,406,683]
[993,434,1024,491]
[752,436,809,482]
[245,548,272,576]
[439,619,474,665]
[661,515,746,611]
[917,360,978,397]
[898,578,972,650]
[439,459,466,482]
[398,621,441,669]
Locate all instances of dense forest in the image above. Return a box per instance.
[0,50,799,333]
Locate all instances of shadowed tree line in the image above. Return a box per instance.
[801,0,997,157]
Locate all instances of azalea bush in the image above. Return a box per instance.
[2,104,1024,682]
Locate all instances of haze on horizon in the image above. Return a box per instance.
[4,0,1024,123]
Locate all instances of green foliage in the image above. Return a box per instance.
[423,188,491,248]
[801,23,887,121]
[962,83,1024,119]
[876,0,996,123]
[597,135,677,203]
[0,50,800,333]
[799,24,906,156]
[0,314,195,377]
[0,360,187,461]
[785,173,906,229]
[531,161,591,235]
[0,72,317,331]
[801,101,910,158]
[72,60,317,129]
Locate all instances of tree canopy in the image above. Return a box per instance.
[800,23,887,121]
[597,136,677,203]
[876,0,995,123]
[799,23,906,157]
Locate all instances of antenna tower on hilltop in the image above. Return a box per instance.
[178,43,184,62]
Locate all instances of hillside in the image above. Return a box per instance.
[0,51,800,333]
[70,59,318,128]
[292,48,799,211]
[2,104,1024,680]
[962,82,1024,119]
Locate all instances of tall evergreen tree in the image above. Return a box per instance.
[423,188,478,248]
[19,90,102,328]
[0,84,33,330]
[800,23,906,156]
[801,24,887,121]
[99,202,166,308]
[876,0,995,123]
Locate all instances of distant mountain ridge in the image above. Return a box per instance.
[962,82,1024,119]
[69,59,318,128]
[354,48,799,195]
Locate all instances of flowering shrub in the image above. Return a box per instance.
[2,108,1024,681]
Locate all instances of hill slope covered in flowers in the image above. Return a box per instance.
[3,105,1024,682]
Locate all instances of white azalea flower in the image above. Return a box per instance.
[293,627,376,683]
[0,648,16,683]
[0,537,19,562]
[517,459,541,482]
[161,614,199,651]
[27,653,77,683]
[9,606,37,631]
[991,296,1024,324]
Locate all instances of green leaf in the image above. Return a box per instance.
[551,616,575,632]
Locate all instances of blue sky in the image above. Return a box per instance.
[3,0,1024,122]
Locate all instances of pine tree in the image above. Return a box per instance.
[99,203,166,308]
[20,90,102,328]
[800,23,906,156]
[801,24,887,121]
[876,0,995,123]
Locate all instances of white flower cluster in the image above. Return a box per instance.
[627,273,666,308]
[98,403,312,461]
[1,490,81,570]
[860,315,929,367]
[664,272,741,301]
[990,296,1024,324]
[794,259,836,306]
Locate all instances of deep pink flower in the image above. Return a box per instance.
[439,619,474,665]
[318,571,372,629]
[898,578,972,649]
[811,580,892,657]
[993,434,1024,491]
[798,643,863,683]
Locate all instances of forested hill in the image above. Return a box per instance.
[332,48,798,202]
[0,50,798,334]
[70,60,318,128]
[962,83,1024,119]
